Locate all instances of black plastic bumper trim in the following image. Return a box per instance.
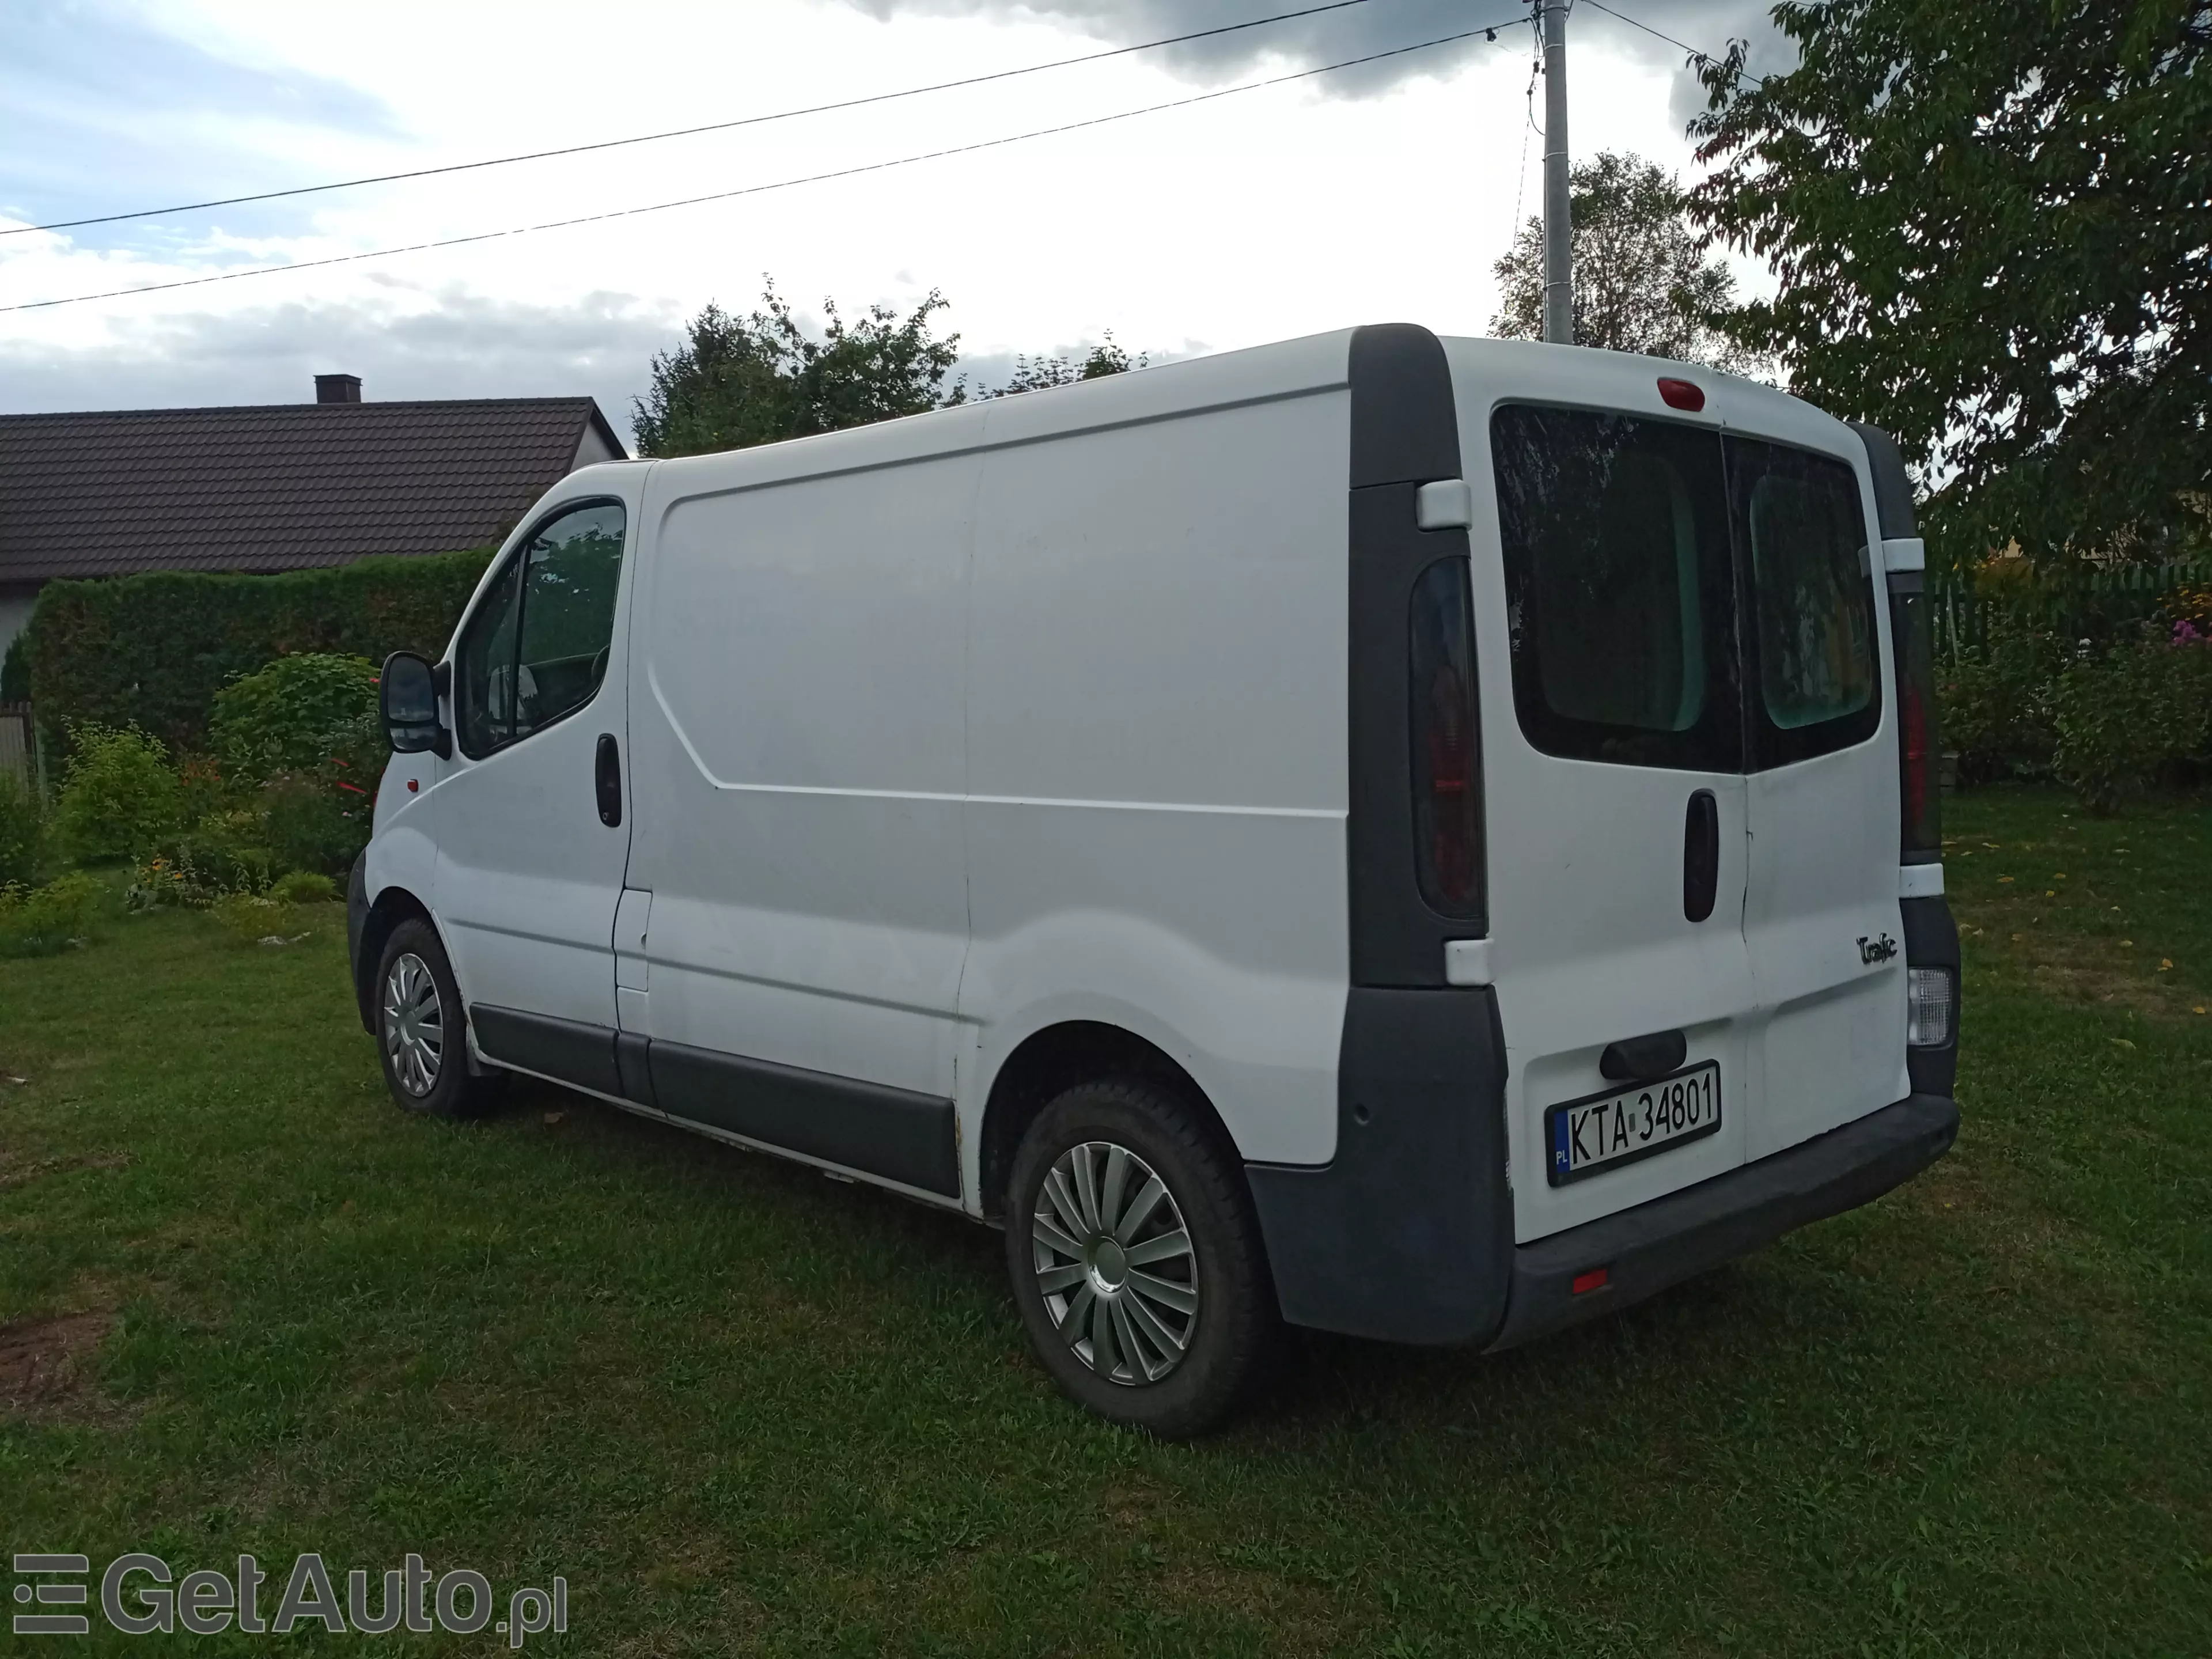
[650,1037,960,1198]
[1485,1092,1959,1353]
[1245,986,1512,1345]
[472,1005,623,1100]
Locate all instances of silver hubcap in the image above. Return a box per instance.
[1032,1141,1198,1385]
[381,952,444,1097]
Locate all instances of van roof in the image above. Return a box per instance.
[639,329,1846,494]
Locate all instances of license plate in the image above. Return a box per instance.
[1544,1062,1721,1187]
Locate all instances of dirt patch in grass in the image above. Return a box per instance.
[0,1310,123,1425]
[1956,900,2206,1021]
[0,1149,134,1191]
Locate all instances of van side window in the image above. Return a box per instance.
[456,555,523,758]
[456,501,627,760]
[1729,440,1881,765]
[1490,406,1741,772]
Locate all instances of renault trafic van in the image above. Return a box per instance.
[349,325,1959,1435]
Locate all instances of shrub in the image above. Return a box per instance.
[270,869,339,904]
[2052,629,2212,813]
[128,812,278,910]
[210,653,381,785]
[0,771,44,886]
[0,870,108,957]
[22,547,491,754]
[208,892,301,946]
[1940,622,2071,785]
[262,776,370,878]
[54,724,183,865]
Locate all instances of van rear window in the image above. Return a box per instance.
[1490,406,1741,772]
[1490,406,1881,775]
[1730,439,1882,764]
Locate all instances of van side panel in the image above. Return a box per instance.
[961,388,1351,1169]
[627,441,981,1127]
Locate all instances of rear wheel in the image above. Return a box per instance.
[374,919,497,1118]
[1005,1079,1275,1437]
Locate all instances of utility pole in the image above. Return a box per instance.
[1540,0,1573,344]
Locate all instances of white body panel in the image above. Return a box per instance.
[611,335,1354,1208]
[626,419,982,1101]
[961,378,1353,1172]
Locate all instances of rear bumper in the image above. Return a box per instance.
[1484,1091,1959,1352]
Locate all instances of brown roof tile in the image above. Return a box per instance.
[0,397,624,583]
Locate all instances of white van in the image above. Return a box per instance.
[349,325,1959,1435]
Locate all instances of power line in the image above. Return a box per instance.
[1,20,1524,315]
[1578,0,1768,88]
[1,0,1399,240]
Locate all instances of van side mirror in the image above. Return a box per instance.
[381,652,450,758]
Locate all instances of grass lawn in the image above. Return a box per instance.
[2,783,2207,1656]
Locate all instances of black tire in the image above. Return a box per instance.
[1005,1078,1275,1437]
[372,918,497,1119]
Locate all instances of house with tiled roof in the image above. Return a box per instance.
[0,374,624,673]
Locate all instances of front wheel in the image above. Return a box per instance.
[374,919,496,1118]
[1005,1079,1275,1437]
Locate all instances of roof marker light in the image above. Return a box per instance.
[1657,377,1706,412]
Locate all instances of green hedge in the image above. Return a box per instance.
[24,550,493,752]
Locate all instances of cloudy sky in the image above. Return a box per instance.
[0,0,1785,448]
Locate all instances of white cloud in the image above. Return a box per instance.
[0,288,679,445]
[0,0,1772,424]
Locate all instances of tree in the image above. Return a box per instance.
[1491,151,1762,374]
[1688,1,2212,569]
[633,281,965,457]
[987,335,1147,397]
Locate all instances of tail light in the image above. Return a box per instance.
[1890,584,1941,858]
[1410,558,1484,916]
[1907,967,1955,1047]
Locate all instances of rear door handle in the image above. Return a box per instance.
[594,733,622,828]
[1683,789,1718,923]
[1601,1029,1688,1082]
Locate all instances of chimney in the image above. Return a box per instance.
[314,373,361,404]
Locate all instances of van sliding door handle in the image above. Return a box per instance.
[1683,789,1719,923]
[594,734,622,828]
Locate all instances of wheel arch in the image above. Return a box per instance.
[353,882,436,1033]
[978,1020,1243,1222]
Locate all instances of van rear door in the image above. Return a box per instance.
[1472,385,1912,1244]
[1478,403,1760,1244]
[1716,423,1910,1157]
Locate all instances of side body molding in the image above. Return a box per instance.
[469,1006,961,1199]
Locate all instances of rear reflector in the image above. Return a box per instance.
[1571,1266,1610,1296]
[1907,967,1955,1048]
[1657,377,1706,412]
